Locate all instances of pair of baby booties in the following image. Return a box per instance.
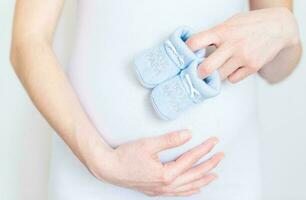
[134,26,221,120]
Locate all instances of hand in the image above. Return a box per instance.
[186,7,300,83]
[86,130,224,197]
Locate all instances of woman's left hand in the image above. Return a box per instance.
[186,7,300,83]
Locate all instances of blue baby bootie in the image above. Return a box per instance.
[151,60,221,120]
[134,26,205,88]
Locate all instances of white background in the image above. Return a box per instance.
[1,1,305,199]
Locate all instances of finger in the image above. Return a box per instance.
[218,57,243,80]
[148,130,192,153]
[142,188,199,197]
[165,189,200,197]
[228,67,253,83]
[171,152,224,187]
[143,186,200,197]
[186,29,222,52]
[164,137,219,181]
[198,44,234,79]
[173,173,218,193]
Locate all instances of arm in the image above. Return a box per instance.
[10,0,223,196]
[10,0,106,164]
[250,0,302,83]
[186,0,302,84]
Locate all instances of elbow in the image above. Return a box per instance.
[10,43,20,69]
[10,39,27,71]
[10,35,51,72]
[10,40,17,68]
[10,43,26,77]
[10,42,27,75]
[297,42,303,64]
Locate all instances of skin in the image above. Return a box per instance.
[10,0,301,197]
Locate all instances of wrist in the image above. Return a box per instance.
[73,120,115,169]
[81,132,114,165]
[87,146,116,178]
[276,7,300,48]
[81,137,117,181]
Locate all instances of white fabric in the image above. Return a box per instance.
[49,0,262,199]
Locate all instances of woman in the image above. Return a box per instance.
[10,0,301,199]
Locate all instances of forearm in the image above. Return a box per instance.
[10,39,113,165]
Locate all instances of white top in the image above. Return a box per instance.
[67,0,258,161]
[50,1,262,199]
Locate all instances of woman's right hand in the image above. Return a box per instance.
[86,130,224,197]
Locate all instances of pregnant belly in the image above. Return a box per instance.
[68,58,257,162]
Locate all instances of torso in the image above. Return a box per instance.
[68,0,257,161]
[50,1,262,199]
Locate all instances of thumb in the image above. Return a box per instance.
[149,130,192,153]
[186,29,221,52]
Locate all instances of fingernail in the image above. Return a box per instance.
[180,130,192,140]
[197,69,205,79]
[220,152,225,158]
[206,137,219,145]
[212,138,219,145]
[211,173,219,179]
